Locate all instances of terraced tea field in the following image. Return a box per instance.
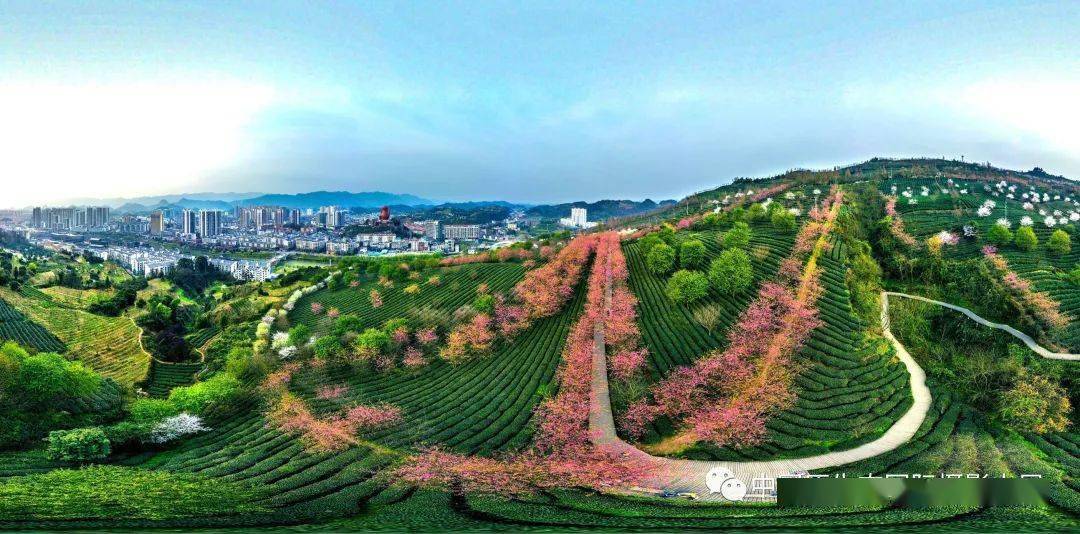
[0,297,65,352]
[291,263,524,334]
[40,286,115,310]
[887,179,1080,351]
[143,359,204,397]
[120,281,587,521]
[622,222,794,375]
[0,287,150,385]
[626,230,912,461]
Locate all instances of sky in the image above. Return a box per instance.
[0,0,1077,207]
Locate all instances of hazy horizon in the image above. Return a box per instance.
[2,1,1077,207]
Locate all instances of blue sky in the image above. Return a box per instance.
[1,1,1077,206]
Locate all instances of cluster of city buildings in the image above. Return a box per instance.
[12,203,591,264]
[93,245,281,281]
[30,206,112,231]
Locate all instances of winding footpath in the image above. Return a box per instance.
[590,290,1078,501]
[884,292,1080,361]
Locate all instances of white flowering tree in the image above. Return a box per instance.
[149,413,209,444]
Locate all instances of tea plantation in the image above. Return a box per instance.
[0,159,1077,531]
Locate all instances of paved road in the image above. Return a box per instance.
[589,290,1077,501]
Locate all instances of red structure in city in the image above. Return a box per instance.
[379,206,390,221]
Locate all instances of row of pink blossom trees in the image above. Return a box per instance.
[982,245,1068,331]
[621,188,843,451]
[262,364,403,452]
[396,232,651,495]
[439,244,544,267]
[439,235,599,363]
[884,196,919,248]
[596,233,648,381]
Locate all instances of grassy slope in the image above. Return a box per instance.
[0,286,150,385]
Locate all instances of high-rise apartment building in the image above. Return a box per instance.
[149,211,165,234]
[182,209,198,235]
[198,210,222,237]
[443,224,481,240]
[86,206,110,228]
[321,206,344,228]
[421,220,441,240]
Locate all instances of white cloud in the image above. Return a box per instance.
[0,81,276,206]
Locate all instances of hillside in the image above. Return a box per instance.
[526,199,676,221]
[0,158,1077,530]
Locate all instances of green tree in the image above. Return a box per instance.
[722,222,752,249]
[665,270,709,304]
[646,243,676,275]
[707,249,753,296]
[128,398,180,425]
[18,353,99,406]
[0,341,28,391]
[770,209,797,233]
[679,240,707,270]
[312,335,343,360]
[746,203,767,222]
[1048,229,1071,255]
[1015,226,1038,251]
[638,234,663,254]
[168,373,241,415]
[987,223,1013,246]
[46,427,111,464]
[473,293,495,314]
[288,324,312,346]
[354,328,391,359]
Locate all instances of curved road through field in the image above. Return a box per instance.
[590,290,1078,501]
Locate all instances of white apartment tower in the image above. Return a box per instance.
[198,210,222,237]
[570,207,587,226]
[182,209,198,236]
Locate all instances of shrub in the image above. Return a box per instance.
[678,240,707,270]
[1069,265,1080,286]
[770,209,796,233]
[646,244,676,275]
[708,248,753,296]
[987,223,1013,246]
[998,373,1071,434]
[46,427,110,464]
[665,270,709,304]
[128,398,180,425]
[1015,226,1038,251]
[313,335,343,360]
[103,421,152,450]
[473,293,495,314]
[167,373,241,416]
[722,222,752,249]
[1048,229,1071,255]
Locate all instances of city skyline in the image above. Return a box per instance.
[2,1,1077,206]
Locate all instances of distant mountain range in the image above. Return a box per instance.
[525,199,676,221]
